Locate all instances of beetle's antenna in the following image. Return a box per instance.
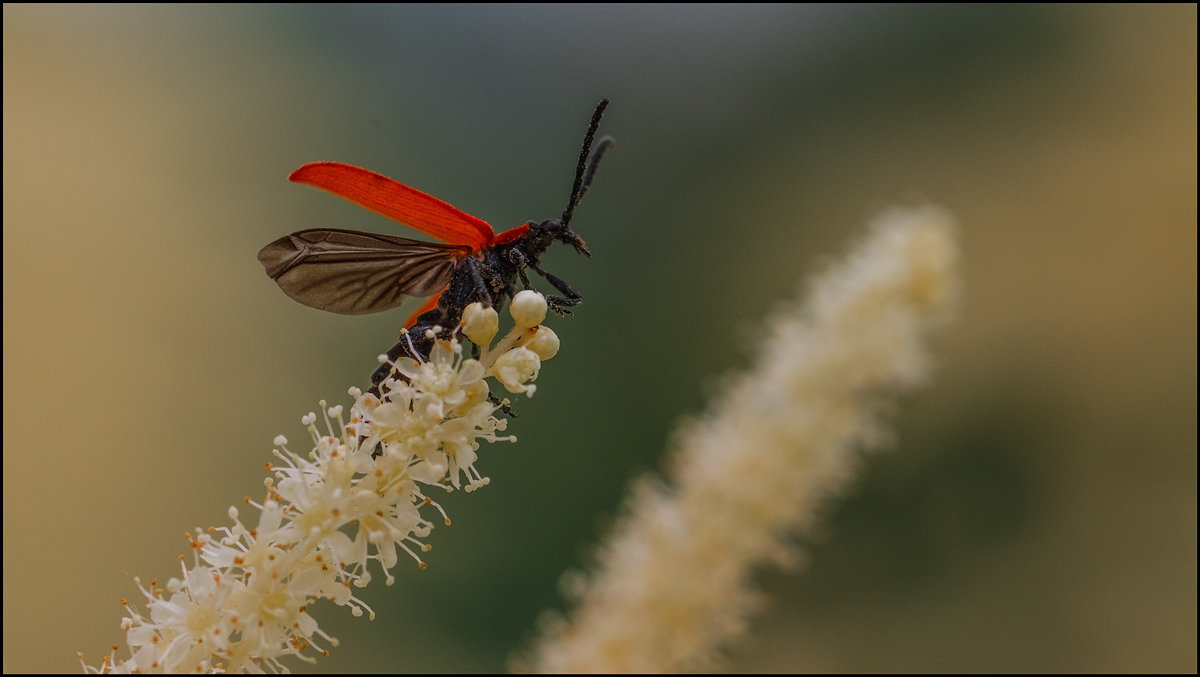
[562,99,613,226]
[578,136,614,206]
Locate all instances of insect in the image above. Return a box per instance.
[258,100,613,392]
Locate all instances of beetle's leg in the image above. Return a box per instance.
[507,248,534,290]
[461,257,495,306]
[529,260,582,316]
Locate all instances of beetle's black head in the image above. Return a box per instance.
[525,217,590,258]
[561,224,590,257]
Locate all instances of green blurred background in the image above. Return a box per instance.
[4,4,1195,673]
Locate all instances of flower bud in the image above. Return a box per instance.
[491,347,541,395]
[521,326,560,361]
[461,302,499,345]
[510,290,548,328]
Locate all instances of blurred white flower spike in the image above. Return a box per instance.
[524,206,961,673]
[82,295,557,674]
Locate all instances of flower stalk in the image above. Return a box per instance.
[82,291,558,674]
[523,207,961,673]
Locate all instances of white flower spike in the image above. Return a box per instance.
[83,293,558,674]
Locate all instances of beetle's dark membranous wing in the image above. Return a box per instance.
[258,228,472,315]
